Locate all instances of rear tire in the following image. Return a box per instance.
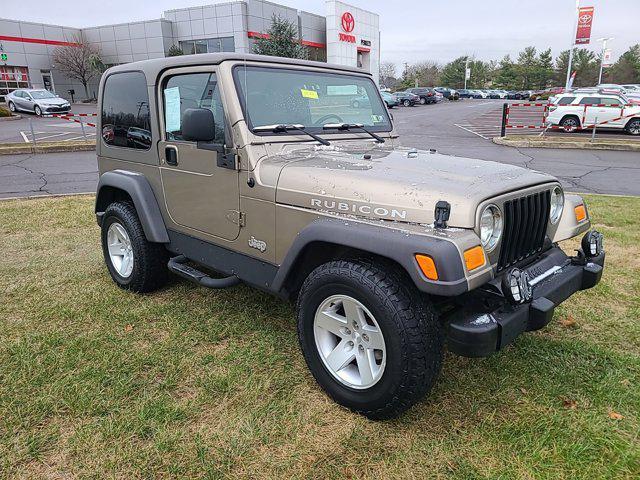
[8,101,16,113]
[403,99,411,107]
[560,116,580,133]
[625,118,640,136]
[296,259,444,420]
[419,97,426,105]
[101,201,169,293]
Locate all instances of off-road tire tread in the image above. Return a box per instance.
[296,258,444,420]
[102,201,169,293]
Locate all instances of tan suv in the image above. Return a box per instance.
[95,54,605,419]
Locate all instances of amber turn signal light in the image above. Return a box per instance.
[464,246,486,271]
[574,204,587,222]
[415,254,438,280]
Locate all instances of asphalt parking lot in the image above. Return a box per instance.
[1,99,639,199]
[0,103,97,144]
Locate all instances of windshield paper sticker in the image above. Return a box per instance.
[300,89,318,99]
[164,87,181,132]
[371,115,383,123]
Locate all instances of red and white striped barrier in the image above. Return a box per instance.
[44,113,96,127]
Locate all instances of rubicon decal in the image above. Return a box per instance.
[311,198,407,220]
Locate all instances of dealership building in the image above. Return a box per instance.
[0,0,380,102]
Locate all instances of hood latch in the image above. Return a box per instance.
[434,201,451,228]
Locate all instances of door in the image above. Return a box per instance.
[598,97,625,127]
[41,71,54,92]
[158,68,240,241]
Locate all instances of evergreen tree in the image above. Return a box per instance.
[440,56,468,89]
[535,48,554,89]
[495,55,517,89]
[608,44,640,84]
[167,45,184,57]
[515,46,538,89]
[253,14,308,60]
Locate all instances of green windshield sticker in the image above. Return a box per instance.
[371,114,383,123]
[164,86,181,133]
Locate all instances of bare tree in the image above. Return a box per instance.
[379,61,397,88]
[52,35,100,98]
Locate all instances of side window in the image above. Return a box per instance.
[163,72,225,144]
[557,96,576,105]
[601,98,622,107]
[579,96,601,105]
[101,72,151,150]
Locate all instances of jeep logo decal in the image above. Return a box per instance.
[310,198,407,220]
[248,236,267,252]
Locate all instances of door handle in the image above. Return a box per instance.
[165,146,178,166]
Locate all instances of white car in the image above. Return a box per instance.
[546,92,640,135]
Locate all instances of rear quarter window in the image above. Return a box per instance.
[101,71,151,150]
[556,96,576,105]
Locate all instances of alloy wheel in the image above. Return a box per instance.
[313,294,386,389]
[107,222,134,278]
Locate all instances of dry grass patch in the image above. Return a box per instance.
[0,194,639,479]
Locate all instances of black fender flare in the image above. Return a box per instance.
[270,218,468,297]
[95,170,169,243]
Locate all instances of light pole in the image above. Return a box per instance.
[597,37,613,84]
[464,57,470,89]
[565,0,580,90]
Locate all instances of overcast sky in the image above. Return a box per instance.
[9,0,640,67]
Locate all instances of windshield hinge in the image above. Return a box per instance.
[226,210,246,227]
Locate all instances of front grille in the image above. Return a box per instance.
[497,190,551,271]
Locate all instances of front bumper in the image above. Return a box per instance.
[43,105,71,113]
[447,244,605,357]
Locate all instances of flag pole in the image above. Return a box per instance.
[565,0,580,90]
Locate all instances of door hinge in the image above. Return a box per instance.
[226,210,246,227]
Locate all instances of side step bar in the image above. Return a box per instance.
[168,255,240,289]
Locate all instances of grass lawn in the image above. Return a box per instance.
[0,195,638,479]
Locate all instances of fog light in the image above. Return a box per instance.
[581,230,603,258]
[502,268,533,304]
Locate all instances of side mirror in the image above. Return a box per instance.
[182,108,215,142]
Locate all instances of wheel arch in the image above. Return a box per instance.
[270,218,468,300]
[560,114,581,126]
[624,116,640,130]
[95,170,169,243]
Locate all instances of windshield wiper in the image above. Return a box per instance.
[322,123,385,143]
[252,124,330,146]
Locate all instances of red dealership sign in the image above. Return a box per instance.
[341,12,355,33]
[575,6,594,45]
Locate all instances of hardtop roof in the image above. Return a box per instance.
[105,53,370,83]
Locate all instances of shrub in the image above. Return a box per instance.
[0,106,12,117]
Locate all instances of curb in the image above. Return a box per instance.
[0,141,95,155]
[0,114,22,121]
[493,136,640,152]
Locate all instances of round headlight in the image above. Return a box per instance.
[550,186,564,224]
[480,205,503,252]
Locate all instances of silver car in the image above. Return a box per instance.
[6,89,71,116]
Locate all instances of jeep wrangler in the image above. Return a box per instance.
[95,54,605,420]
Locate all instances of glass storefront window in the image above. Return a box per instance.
[179,37,235,55]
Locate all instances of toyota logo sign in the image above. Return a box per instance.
[578,13,592,25]
[341,12,355,33]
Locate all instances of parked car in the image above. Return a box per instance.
[380,91,399,108]
[457,89,474,99]
[406,87,437,105]
[530,87,565,101]
[434,87,459,100]
[471,89,488,99]
[351,95,372,109]
[489,90,508,99]
[546,92,640,135]
[95,52,605,420]
[393,91,420,106]
[5,88,71,116]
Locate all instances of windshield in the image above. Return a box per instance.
[234,65,392,132]
[29,90,57,99]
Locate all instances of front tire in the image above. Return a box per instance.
[101,201,169,293]
[560,116,580,133]
[625,118,640,136]
[34,105,42,116]
[296,259,444,420]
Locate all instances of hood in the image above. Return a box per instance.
[267,145,556,228]
[38,97,69,105]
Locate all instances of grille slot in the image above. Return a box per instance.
[497,190,550,271]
